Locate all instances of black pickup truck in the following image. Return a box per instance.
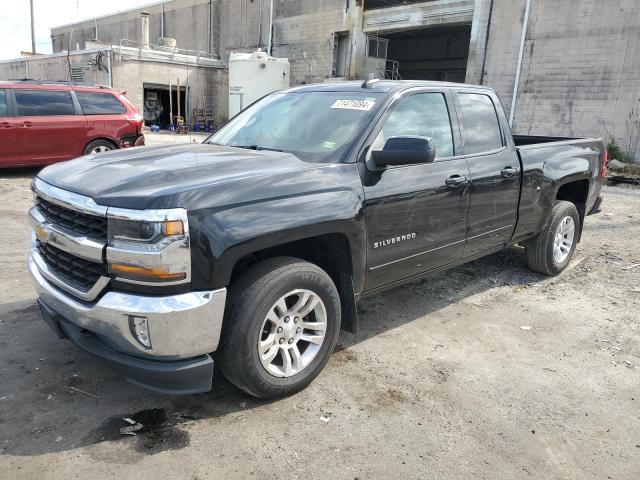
[28,80,606,398]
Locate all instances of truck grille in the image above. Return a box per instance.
[36,240,107,292]
[36,197,108,241]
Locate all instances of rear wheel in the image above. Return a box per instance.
[83,139,116,155]
[525,200,580,275]
[218,257,341,398]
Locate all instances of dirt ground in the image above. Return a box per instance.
[0,166,638,479]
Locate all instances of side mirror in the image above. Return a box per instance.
[371,136,436,167]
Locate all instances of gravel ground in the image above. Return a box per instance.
[0,166,638,479]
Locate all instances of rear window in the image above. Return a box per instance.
[15,90,75,116]
[0,90,7,117]
[76,92,126,115]
[458,93,504,154]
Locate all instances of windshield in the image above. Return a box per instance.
[206,91,383,162]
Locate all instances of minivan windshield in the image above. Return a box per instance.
[206,91,383,162]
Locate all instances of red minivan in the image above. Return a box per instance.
[0,80,144,167]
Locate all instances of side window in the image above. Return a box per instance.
[458,93,504,154]
[374,93,454,159]
[15,90,75,116]
[76,92,126,115]
[0,90,7,117]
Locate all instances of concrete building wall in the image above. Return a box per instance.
[112,59,228,127]
[467,0,640,160]
[52,0,215,55]
[0,51,110,85]
[270,0,356,84]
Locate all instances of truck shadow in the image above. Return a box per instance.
[0,167,41,180]
[0,248,544,458]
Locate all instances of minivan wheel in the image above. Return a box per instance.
[525,200,580,276]
[84,140,116,155]
[218,257,341,399]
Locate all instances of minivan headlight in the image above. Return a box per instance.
[106,208,191,285]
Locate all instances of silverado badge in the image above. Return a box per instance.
[373,233,416,249]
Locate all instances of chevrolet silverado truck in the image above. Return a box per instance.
[28,80,606,398]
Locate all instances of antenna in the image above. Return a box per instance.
[362,73,378,89]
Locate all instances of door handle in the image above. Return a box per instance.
[22,121,33,128]
[501,166,518,178]
[445,175,468,187]
[0,122,12,129]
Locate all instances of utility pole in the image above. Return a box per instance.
[30,0,36,54]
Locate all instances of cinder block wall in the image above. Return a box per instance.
[52,0,215,55]
[468,0,640,160]
[112,59,228,127]
[217,0,353,85]
[269,0,352,85]
[0,51,110,85]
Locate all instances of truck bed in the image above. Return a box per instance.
[513,134,584,148]
[512,135,606,242]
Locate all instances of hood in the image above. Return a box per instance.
[38,144,329,209]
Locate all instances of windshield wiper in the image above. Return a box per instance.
[233,145,284,152]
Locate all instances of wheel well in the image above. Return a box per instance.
[556,179,589,205]
[229,233,358,333]
[556,179,589,240]
[231,233,352,287]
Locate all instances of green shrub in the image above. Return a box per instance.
[606,137,632,164]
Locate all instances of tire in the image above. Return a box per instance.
[525,200,580,276]
[217,257,341,399]
[83,139,116,155]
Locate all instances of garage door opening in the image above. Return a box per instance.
[143,84,186,128]
[382,24,471,82]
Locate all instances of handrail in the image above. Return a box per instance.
[116,39,220,63]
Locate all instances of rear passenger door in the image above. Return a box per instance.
[14,89,88,165]
[0,89,20,166]
[455,90,520,257]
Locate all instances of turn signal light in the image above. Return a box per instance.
[163,220,184,236]
[110,264,187,282]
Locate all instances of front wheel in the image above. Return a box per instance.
[218,257,341,398]
[525,200,580,276]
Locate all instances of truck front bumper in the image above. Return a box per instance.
[28,254,227,395]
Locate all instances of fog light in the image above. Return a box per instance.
[129,315,151,349]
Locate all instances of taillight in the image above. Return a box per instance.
[126,112,143,127]
[600,149,608,179]
[126,112,143,134]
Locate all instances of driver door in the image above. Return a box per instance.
[362,89,470,291]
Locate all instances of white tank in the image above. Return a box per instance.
[228,50,290,118]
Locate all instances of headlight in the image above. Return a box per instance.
[106,208,191,285]
[108,218,184,245]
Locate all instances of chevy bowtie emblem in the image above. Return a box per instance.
[373,233,416,249]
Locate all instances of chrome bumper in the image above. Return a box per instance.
[28,253,227,359]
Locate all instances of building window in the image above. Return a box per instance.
[367,36,388,60]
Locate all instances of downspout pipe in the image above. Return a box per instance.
[509,0,531,128]
[267,0,274,55]
[479,0,494,85]
[161,2,165,38]
[106,49,112,87]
